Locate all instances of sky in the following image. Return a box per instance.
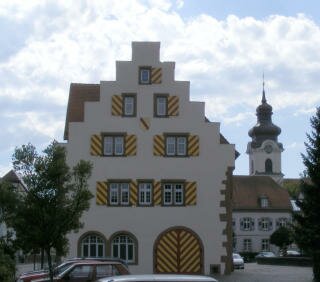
[1,0,320,179]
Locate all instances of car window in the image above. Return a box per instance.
[67,265,94,281]
[96,265,120,279]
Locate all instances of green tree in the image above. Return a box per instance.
[282,181,301,199]
[3,141,93,282]
[270,226,293,256]
[0,181,18,281]
[294,107,320,282]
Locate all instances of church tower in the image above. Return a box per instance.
[246,81,284,183]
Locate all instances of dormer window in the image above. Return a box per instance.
[139,67,151,84]
[260,196,269,208]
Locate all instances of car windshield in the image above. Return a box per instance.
[233,254,241,259]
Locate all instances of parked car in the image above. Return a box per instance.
[96,274,218,282]
[286,250,301,256]
[255,251,276,258]
[17,258,129,282]
[29,260,129,282]
[232,253,244,269]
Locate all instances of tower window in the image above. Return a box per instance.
[265,159,273,173]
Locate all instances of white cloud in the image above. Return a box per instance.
[1,1,320,178]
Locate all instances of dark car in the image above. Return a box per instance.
[29,260,129,282]
[17,258,129,282]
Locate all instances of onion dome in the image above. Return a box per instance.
[248,83,281,148]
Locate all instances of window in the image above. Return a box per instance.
[139,67,151,84]
[163,183,184,206]
[258,217,273,231]
[261,239,270,251]
[154,95,168,117]
[265,159,273,173]
[123,94,136,117]
[138,182,152,206]
[112,234,136,264]
[165,135,187,156]
[109,183,130,206]
[240,217,254,231]
[81,234,105,258]
[68,265,94,281]
[260,196,269,208]
[243,239,252,252]
[103,135,125,156]
[276,217,288,228]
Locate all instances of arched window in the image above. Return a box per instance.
[111,233,136,264]
[265,159,273,173]
[80,234,105,258]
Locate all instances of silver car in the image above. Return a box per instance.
[232,253,244,269]
[96,274,218,282]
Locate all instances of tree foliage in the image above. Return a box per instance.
[270,226,293,256]
[294,107,320,282]
[2,141,93,282]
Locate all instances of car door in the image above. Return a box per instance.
[62,264,94,282]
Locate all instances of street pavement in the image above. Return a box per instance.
[215,262,313,282]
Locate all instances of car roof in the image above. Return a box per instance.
[97,274,217,282]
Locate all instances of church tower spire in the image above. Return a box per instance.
[246,78,284,183]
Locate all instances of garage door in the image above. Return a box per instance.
[154,227,203,274]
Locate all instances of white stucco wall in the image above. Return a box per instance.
[64,42,235,275]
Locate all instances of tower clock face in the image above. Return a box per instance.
[264,144,273,154]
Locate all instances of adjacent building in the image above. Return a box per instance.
[62,42,236,274]
[232,86,292,254]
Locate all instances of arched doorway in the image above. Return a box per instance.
[154,227,203,274]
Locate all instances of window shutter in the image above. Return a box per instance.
[153,180,161,206]
[168,96,179,116]
[185,181,197,206]
[96,181,108,205]
[250,218,255,231]
[240,218,244,231]
[151,67,162,84]
[269,218,273,231]
[91,134,102,156]
[130,180,138,206]
[258,219,262,231]
[153,135,165,156]
[112,95,123,116]
[188,135,199,156]
[125,135,137,156]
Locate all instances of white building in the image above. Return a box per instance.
[62,42,236,275]
[232,87,292,255]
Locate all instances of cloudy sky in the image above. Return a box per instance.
[1,0,320,178]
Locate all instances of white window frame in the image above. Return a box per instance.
[276,217,288,228]
[243,238,252,252]
[111,234,135,263]
[109,183,130,206]
[165,136,187,156]
[241,217,254,231]
[81,234,105,258]
[260,197,269,208]
[163,183,184,206]
[261,239,270,251]
[138,183,152,206]
[259,217,272,231]
[156,96,167,116]
[123,95,135,117]
[103,135,124,156]
[139,67,151,84]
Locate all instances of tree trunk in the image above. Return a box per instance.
[313,251,320,282]
[46,247,54,282]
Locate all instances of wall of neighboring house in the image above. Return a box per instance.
[232,211,292,254]
[64,42,235,275]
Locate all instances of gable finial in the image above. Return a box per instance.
[262,72,266,103]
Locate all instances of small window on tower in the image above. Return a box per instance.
[139,67,151,84]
